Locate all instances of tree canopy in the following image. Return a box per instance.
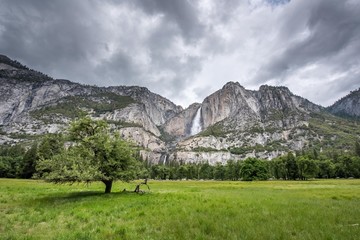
[36,117,140,193]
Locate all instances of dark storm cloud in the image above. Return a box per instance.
[254,0,360,84]
[0,0,207,93]
[130,0,204,40]
[95,51,136,85]
[0,0,359,107]
[0,1,95,63]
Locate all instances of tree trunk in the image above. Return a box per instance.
[102,180,113,193]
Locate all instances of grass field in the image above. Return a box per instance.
[1,179,360,240]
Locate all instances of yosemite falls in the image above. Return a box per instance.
[190,107,202,135]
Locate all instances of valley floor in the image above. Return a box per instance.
[1,179,360,239]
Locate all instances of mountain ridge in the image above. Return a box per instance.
[327,88,360,119]
[1,54,359,164]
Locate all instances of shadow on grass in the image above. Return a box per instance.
[31,190,151,206]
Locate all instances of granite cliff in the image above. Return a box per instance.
[1,55,359,164]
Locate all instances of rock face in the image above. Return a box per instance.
[327,88,360,118]
[1,54,359,165]
[108,86,182,125]
[203,82,322,130]
[118,127,165,152]
[100,103,160,136]
[201,82,260,129]
[0,78,94,125]
[163,103,201,138]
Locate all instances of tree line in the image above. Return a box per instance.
[1,137,360,182]
[1,117,360,188]
[146,150,360,181]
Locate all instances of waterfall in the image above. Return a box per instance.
[190,107,202,135]
[159,153,168,165]
[163,154,167,165]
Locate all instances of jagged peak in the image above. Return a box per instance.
[187,102,201,109]
[107,85,183,112]
[259,84,291,93]
[55,79,75,84]
[108,85,150,94]
[222,81,244,89]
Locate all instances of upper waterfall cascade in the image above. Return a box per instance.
[190,107,202,135]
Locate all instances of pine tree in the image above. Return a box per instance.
[355,140,360,157]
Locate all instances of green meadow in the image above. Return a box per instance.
[1,179,360,240]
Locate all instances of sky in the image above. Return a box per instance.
[1,0,359,108]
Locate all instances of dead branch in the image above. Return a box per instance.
[134,178,150,193]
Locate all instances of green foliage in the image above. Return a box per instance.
[36,117,141,193]
[228,146,250,155]
[157,126,177,143]
[177,165,189,179]
[240,158,269,181]
[269,157,287,179]
[0,55,30,70]
[30,93,136,120]
[37,134,64,160]
[20,143,38,179]
[355,140,360,157]
[150,165,171,180]
[297,156,318,180]
[316,159,335,178]
[1,132,360,182]
[0,156,22,178]
[334,155,360,178]
[0,69,53,82]
[107,120,142,128]
[285,152,298,180]
[267,109,299,121]
[229,142,287,155]
[308,112,360,151]
[193,147,219,152]
[270,152,300,180]
[145,148,360,181]
[0,145,26,178]
[225,160,241,180]
[213,163,226,180]
[198,123,227,137]
[8,132,39,140]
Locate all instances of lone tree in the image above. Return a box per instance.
[36,117,139,193]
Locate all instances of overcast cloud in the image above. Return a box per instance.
[1,0,359,107]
